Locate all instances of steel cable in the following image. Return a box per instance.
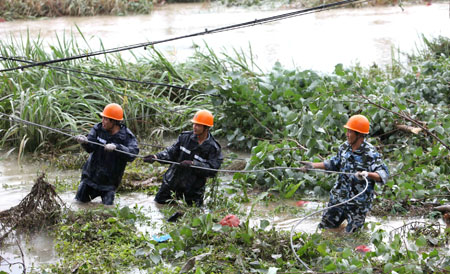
[1,111,370,271]
[0,112,358,174]
[0,0,367,73]
[0,56,206,94]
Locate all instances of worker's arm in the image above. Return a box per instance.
[367,172,382,182]
[310,162,325,169]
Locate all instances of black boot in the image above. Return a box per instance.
[167,211,184,222]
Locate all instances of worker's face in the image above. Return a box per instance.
[193,123,206,136]
[346,129,358,145]
[102,116,115,132]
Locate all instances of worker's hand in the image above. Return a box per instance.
[355,171,369,180]
[180,160,193,167]
[75,135,87,144]
[104,143,117,152]
[299,162,313,172]
[143,155,157,163]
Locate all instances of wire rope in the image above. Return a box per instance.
[0,0,367,73]
[0,112,357,174]
[0,56,205,94]
[1,111,372,271]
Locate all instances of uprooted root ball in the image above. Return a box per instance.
[0,174,65,241]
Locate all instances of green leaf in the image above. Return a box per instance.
[383,263,393,273]
[180,226,192,238]
[315,127,326,134]
[342,248,352,258]
[317,243,328,256]
[240,232,252,244]
[260,219,270,230]
[334,63,345,76]
[119,206,131,219]
[192,218,201,227]
[284,182,302,199]
[414,189,426,199]
[324,262,337,272]
[309,102,318,112]
[414,147,423,156]
[150,254,161,264]
[434,126,444,135]
[416,236,427,247]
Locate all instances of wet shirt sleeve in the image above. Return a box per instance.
[156,135,182,161]
[115,133,139,162]
[82,126,99,153]
[324,144,345,172]
[367,148,389,185]
[193,146,223,178]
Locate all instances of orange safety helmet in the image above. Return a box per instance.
[191,109,214,127]
[344,114,370,134]
[100,103,123,121]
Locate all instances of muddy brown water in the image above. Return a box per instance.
[0,152,446,273]
[0,154,166,273]
[1,3,449,271]
[0,3,449,72]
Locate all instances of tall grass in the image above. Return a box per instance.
[0,30,214,153]
[0,0,154,20]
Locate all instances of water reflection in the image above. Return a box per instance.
[0,3,448,72]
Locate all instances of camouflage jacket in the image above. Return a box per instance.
[323,140,389,206]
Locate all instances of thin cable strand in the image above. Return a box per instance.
[0,0,366,73]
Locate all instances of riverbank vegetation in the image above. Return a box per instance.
[0,0,154,21]
[0,0,438,21]
[0,30,449,273]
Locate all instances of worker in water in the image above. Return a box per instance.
[144,109,223,207]
[74,103,139,205]
[300,114,389,233]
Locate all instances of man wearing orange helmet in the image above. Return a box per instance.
[300,114,389,233]
[144,109,223,207]
[74,103,139,205]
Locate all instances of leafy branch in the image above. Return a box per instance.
[360,94,450,151]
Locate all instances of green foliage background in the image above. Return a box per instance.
[0,27,448,273]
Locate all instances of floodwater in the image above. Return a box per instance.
[0,3,449,72]
[0,3,449,271]
[0,152,447,273]
[0,153,165,273]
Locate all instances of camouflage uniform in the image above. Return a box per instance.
[319,140,389,232]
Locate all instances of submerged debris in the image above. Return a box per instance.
[389,221,444,246]
[0,174,65,242]
[371,198,438,217]
[224,159,247,171]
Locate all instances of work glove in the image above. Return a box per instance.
[104,143,117,152]
[299,162,313,172]
[143,155,157,163]
[75,135,88,144]
[180,160,194,167]
[355,171,369,180]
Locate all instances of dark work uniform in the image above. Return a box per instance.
[75,123,139,205]
[155,131,223,206]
